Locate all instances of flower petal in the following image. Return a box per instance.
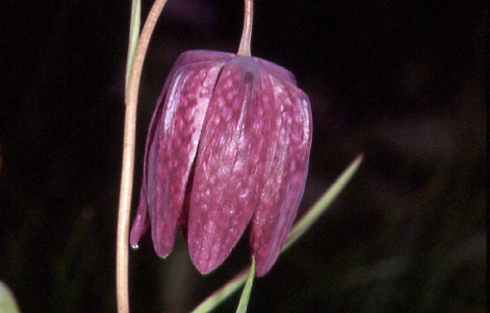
[129,185,150,248]
[132,53,231,257]
[188,57,268,274]
[254,57,297,85]
[250,66,312,276]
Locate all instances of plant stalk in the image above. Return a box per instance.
[117,0,169,312]
[237,0,254,56]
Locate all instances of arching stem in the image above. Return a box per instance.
[117,0,169,312]
[237,0,253,56]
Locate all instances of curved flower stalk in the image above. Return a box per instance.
[118,0,169,311]
[130,0,313,277]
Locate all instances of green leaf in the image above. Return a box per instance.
[125,0,141,93]
[191,268,249,313]
[0,281,21,313]
[235,258,256,313]
[282,153,364,252]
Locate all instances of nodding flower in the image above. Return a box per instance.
[129,50,312,276]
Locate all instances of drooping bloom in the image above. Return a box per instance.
[130,50,312,276]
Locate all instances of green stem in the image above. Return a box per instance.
[125,0,141,93]
[235,258,256,313]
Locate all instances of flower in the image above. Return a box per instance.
[130,50,312,276]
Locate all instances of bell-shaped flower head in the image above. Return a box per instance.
[130,0,312,277]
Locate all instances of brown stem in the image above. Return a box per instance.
[237,0,254,56]
[117,0,169,312]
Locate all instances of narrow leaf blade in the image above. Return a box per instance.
[125,0,141,92]
[191,269,249,313]
[283,154,364,251]
[235,258,256,313]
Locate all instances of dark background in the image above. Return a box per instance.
[0,0,486,312]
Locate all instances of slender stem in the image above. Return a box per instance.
[125,0,141,94]
[235,258,256,313]
[117,0,169,312]
[237,0,253,56]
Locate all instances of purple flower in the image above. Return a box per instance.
[130,50,312,276]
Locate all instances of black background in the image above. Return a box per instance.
[0,0,486,312]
